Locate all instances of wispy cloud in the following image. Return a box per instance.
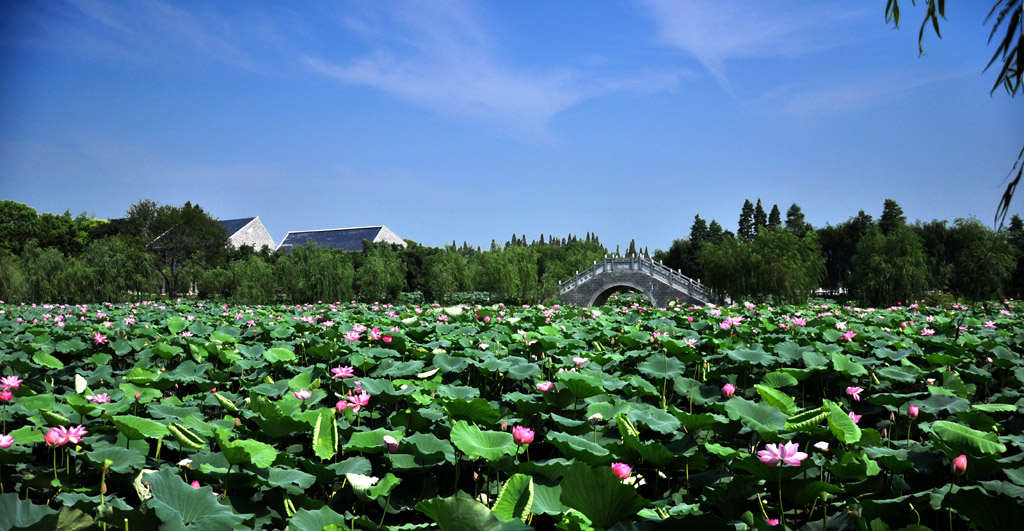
[637,0,866,89]
[304,1,683,138]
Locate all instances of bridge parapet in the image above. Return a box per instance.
[559,256,713,306]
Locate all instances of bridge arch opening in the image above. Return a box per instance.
[591,284,654,307]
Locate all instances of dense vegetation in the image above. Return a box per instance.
[1,296,1021,529]
[2,198,1023,307]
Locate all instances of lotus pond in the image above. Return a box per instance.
[0,297,1022,530]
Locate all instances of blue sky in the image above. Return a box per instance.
[1,0,1021,252]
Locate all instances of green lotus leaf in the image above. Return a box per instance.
[493,473,533,523]
[85,442,147,473]
[288,507,348,531]
[0,492,58,530]
[755,384,797,415]
[726,345,775,366]
[404,432,456,463]
[416,492,501,531]
[311,408,337,461]
[831,352,868,376]
[724,397,788,441]
[546,430,610,464]
[559,462,649,529]
[344,428,404,453]
[556,371,604,399]
[930,420,1006,455]
[825,400,862,444]
[32,351,64,369]
[444,398,501,425]
[263,347,295,363]
[166,317,187,334]
[637,353,687,379]
[144,467,250,529]
[449,420,515,461]
[112,415,170,441]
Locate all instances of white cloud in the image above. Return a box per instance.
[637,0,866,88]
[305,1,683,138]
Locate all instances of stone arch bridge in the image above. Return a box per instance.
[559,257,713,307]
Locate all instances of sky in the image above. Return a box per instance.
[1,0,1021,253]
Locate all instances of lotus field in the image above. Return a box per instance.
[1,296,1023,530]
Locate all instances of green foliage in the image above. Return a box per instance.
[357,243,406,302]
[850,225,930,306]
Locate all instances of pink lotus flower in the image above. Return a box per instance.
[335,399,349,412]
[331,366,355,379]
[848,411,862,425]
[610,462,632,480]
[343,331,360,342]
[0,434,13,448]
[190,480,201,489]
[841,330,856,342]
[984,321,997,329]
[721,383,736,398]
[846,386,864,401]
[0,390,12,402]
[512,425,535,446]
[383,434,399,453]
[536,382,554,393]
[383,335,393,344]
[370,327,382,340]
[908,404,919,420]
[44,428,64,447]
[766,518,780,526]
[572,357,587,367]
[921,328,935,336]
[181,331,193,338]
[94,332,107,345]
[0,375,22,391]
[86,393,111,404]
[756,440,808,467]
[952,454,967,476]
[348,390,371,411]
[293,389,312,400]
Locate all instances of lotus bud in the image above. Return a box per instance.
[721,383,736,398]
[383,435,399,454]
[952,454,967,476]
[908,404,919,420]
[588,412,603,426]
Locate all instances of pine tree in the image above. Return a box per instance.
[738,200,755,241]
[690,214,709,245]
[754,199,768,234]
[708,220,724,242]
[785,203,808,236]
[627,239,637,257]
[768,204,782,229]
[879,199,906,235]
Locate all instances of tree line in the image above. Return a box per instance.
[2,197,1021,306]
[0,199,607,305]
[653,198,1023,306]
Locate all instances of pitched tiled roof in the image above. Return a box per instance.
[219,217,256,237]
[277,226,405,252]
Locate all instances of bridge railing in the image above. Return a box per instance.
[558,256,713,303]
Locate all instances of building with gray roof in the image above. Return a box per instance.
[276,225,406,252]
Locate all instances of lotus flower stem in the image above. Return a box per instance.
[778,469,785,530]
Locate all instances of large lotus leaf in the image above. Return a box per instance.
[404,432,456,463]
[825,401,862,444]
[263,347,296,364]
[755,384,797,415]
[288,506,348,531]
[917,393,971,415]
[556,371,604,399]
[0,493,58,530]
[929,420,1006,455]
[724,397,787,441]
[944,485,1024,529]
[506,358,542,380]
[559,462,649,529]
[311,408,338,461]
[444,398,501,425]
[112,415,170,441]
[166,316,187,334]
[85,442,147,473]
[493,474,534,523]
[801,351,829,369]
[773,341,812,362]
[546,431,610,464]
[761,371,799,389]
[215,429,278,468]
[876,366,918,384]
[257,467,317,495]
[144,467,250,529]
[433,354,471,373]
[637,353,687,379]
[531,483,566,515]
[725,345,775,366]
[784,405,829,433]
[32,351,64,369]
[343,428,404,453]
[831,353,868,376]
[627,405,682,434]
[449,420,515,461]
[416,493,502,531]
